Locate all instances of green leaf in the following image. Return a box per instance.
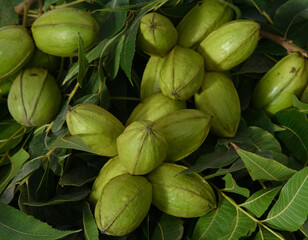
[0,122,26,153]
[232,144,297,181]
[77,34,90,87]
[183,146,239,174]
[254,226,283,240]
[0,0,18,27]
[59,157,98,186]
[204,159,246,179]
[249,126,281,153]
[192,197,256,240]
[0,149,29,194]
[103,34,125,79]
[292,94,308,114]
[243,109,274,134]
[94,0,128,40]
[0,184,15,204]
[275,108,308,163]
[10,157,41,185]
[219,208,257,240]
[0,202,80,239]
[151,213,184,240]
[48,135,97,154]
[263,166,308,231]
[28,133,49,158]
[222,173,250,198]
[35,164,57,202]
[192,198,234,240]
[120,0,165,83]
[63,38,115,84]
[234,53,275,74]
[51,102,69,133]
[273,0,308,37]
[24,187,90,206]
[240,187,281,218]
[83,202,99,240]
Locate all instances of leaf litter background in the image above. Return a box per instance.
[0,0,308,239]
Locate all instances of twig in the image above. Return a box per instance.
[260,30,308,58]
[15,0,37,15]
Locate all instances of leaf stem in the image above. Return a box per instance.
[28,9,39,14]
[299,226,308,238]
[22,3,28,27]
[249,0,273,24]
[260,31,308,58]
[68,82,80,104]
[0,151,9,166]
[212,185,285,240]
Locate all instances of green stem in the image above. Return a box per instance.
[299,226,308,238]
[22,3,28,27]
[69,56,73,66]
[28,9,39,14]
[212,185,285,240]
[0,151,9,166]
[249,0,273,24]
[68,82,80,104]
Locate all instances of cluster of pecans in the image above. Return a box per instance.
[1,7,99,127]
[1,0,308,237]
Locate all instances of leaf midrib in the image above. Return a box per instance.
[265,174,308,222]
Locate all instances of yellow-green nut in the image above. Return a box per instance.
[66,103,125,157]
[198,20,260,71]
[117,120,168,175]
[159,46,204,100]
[176,0,233,49]
[252,53,308,116]
[7,68,62,127]
[0,77,14,96]
[147,163,216,218]
[31,8,99,57]
[137,12,178,57]
[27,49,60,73]
[155,109,211,161]
[89,156,128,206]
[95,174,152,236]
[194,72,241,137]
[140,56,163,100]
[0,26,34,80]
[126,92,186,126]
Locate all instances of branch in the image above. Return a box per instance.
[260,30,308,58]
[15,0,37,15]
